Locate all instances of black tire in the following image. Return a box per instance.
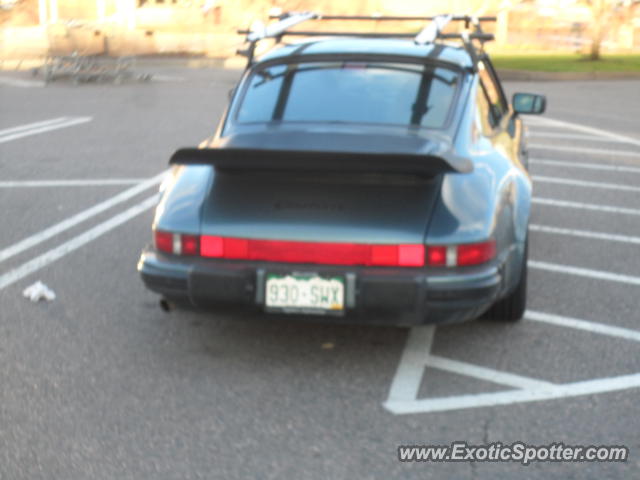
[485,240,528,322]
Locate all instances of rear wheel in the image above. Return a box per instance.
[485,240,528,322]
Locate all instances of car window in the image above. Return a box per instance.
[477,60,507,128]
[235,61,460,129]
[232,64,288,124]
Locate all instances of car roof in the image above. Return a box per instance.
[256,38,474,70]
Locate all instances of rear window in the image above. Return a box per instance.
[234,61,460,129]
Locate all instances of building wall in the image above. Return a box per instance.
[1,0,638,61]
[58,0,98,19]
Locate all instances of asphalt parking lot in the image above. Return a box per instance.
[1,68,639,479]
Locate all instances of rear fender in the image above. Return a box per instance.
[426,152,531,292]
[152,165,214,235]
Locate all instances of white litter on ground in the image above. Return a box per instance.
[22,281,56,302]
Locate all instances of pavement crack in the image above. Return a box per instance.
[469,459,478,479]
[482,411,496,445]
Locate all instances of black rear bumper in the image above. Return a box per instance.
[138,247,502,325]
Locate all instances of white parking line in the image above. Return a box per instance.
[525,310,640,343]
[526,116,640,148]
[529,260,640,287]
[385,373,640,414]
[0,171,166,264]
[0,76,46,88]
[533,175,640,193]
[527,132,627,143]
[425,355,555,390]
[404,111,640,415]
[531,158,640,174]
[0,117,92,143]
[0,195,158,291]
[0,117,69,136]
[386,326,435,402]
[529,144,640,158]
[533,197,640,217]
[0,179,144,188]
[530,224,640,245]
[385,309,640,415]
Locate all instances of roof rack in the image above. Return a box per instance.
[237,12,496,70]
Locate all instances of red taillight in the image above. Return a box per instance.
[224,238,250,258]
[154,230,199,256]
[370,245,397,266]
[158,232,494,268]
[457,240,496,266]
[181,234,200,256]
[199,236,425,267]
[201,235,224,257]
[154,231,173,254]
[426,240,496,267]
[398,244,425,267]
[426,246,447,266]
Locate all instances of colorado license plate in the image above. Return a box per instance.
[265,274,345,313]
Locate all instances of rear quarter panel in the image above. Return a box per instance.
[153,165,214,235]
[426,75,531,293]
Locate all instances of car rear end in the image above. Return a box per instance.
[138,49,503,325]
[139,144,501,325]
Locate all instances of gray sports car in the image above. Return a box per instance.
[138,13,546,325]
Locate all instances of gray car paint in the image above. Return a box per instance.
[149,41,533,311]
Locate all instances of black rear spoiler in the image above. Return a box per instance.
[169,148,472,176]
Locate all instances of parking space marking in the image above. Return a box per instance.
[0,179,145,188]
[385,310,640,415]
[0,76,45,88]
[544,107,640,126]
[0,118,69,136]
[527,132,629,143]
[0,171,166,264]
[0,117,92,143]
[385,372,640,415]
[386,326,435,402]
[526,311,640,343]
[533,197,640,217]
[529,260,640,286]
[526,116,640,148]
[533,175,640,193]
[531,158,640,174]
[530,224,640,245]
[0,195,158,291]
[385,117,640,415]
[529,144,640,158]
[425,355,555,389]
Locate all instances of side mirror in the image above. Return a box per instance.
[512,93,546,115]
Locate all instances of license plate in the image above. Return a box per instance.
[265,273,345,314]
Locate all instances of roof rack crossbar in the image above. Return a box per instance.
[246,11,319,43]
[237,31,495,42]
[268,14,497,23]
[440,32,494,42]
[238,12,497,70]
[237,30,417,39]
[414,14,452,45]
[238,11,319,66]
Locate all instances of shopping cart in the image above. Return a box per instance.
[33,21,149,84]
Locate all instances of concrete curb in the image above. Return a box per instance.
[497,68,640,81]
[3,57,640,80]
[0,55,246,71]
